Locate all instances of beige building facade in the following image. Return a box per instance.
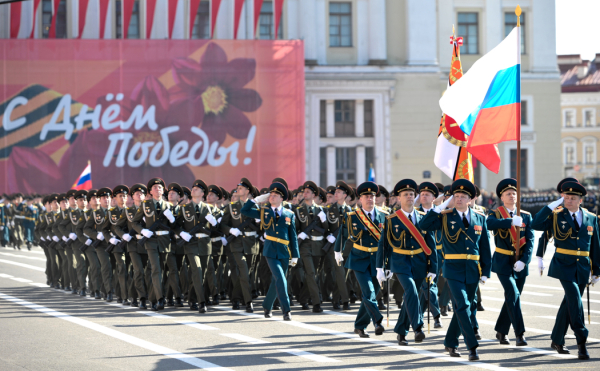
[0,0,562,190]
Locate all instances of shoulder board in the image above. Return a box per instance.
[552,208,562,213]
[520,210,530,215]
[441,209,453,214]
[231,202,235,204]
[582,207,589,211]
[376,207,389,215]
[32,205,37,209]
[167,202,173,207]
[416,210,425,215]
[109,207,116,211]
[386,213,397,220]
[584,209,595,216]
[472,208,486,216]
[347,211,355,216]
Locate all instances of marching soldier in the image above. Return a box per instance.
[58,190,79,294]
[205,184,226,305]
[421,179,492,361]
[53,193,72,292]
[241,182,299,321]
[335,181,386,338]
[69,190,89,296]
[77,190,103,299]
[377,179,438,346]
[487,178,534,346]
[107,185,131,305]
[45,194,63,289]
[22,196,38,250]
[165,183,185,307]
[532,181,600,360]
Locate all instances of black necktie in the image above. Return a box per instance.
[573,213,580,231]
[408,213,413,224]
[156,202,161,212]
[462,213,470,229]
[510,211,513,218]
[274,208,279,221]
[195,205,200,215]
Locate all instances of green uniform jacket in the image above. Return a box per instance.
[219,200,259,255]
[295,202,329,256]
[131,199,173,253]
[174,201,217,256]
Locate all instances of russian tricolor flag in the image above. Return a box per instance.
[439,27,521,174]
[72,161,92,191]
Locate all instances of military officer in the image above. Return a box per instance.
[77,190,103,299]
[70,190,89,296]
[241,182,299,321]
[377,179,438,346]
[487,178,534,346]
[421,179,492,361]
[107,185,131,305]
[58,190,79,294]
[45,194,63,289]
[532,181,600,360]
[53,193,72,292]
[22,196,38,250]
[335,181,386,338]
[164,183,185,307]
[205,184,226,305]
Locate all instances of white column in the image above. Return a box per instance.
[406,0,437,65]
[368,0,387,63]
[326,146,336,186]
[485,0,502,53]
[356,146,366,185]
[286,0,299,39]
[531,0,558,73]
[355,99,364,137]
[300,0,317,61]
[326,100,335,137]
[356,0,368,65]
[437,0,454,71]
[215,0,232,39]
[315,0,327,64]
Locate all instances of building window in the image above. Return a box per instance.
[520,100,528,126]
[336,147,356,186]
[365,147,374,181]
[334,100,355,137]
[329,2,352,47]
[584,109,595,127]
[191,1,210,39]
[585,145,594,165]
[259,1,283,40]
[320,100,327,137]
[320,147,327,187]
[116,0,140,39]
[510,149,528,188]
[457,13,479,54]
[564,110,575,128]
[364,100,374,137]
[504,12,525,54]
[41,0,66,38]
[565,145,575,165]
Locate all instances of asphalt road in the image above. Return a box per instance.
[0,233,598,371]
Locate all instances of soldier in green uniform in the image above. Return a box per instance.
[420,179,492,361]
[12,193,25,249]
[46,194,63,289]
[532,181,600,360]
[67,190,87,296]
[164,183,185,307]
[487,178,534,346]
[241,182,299,321]
[377,179,438,346]
[106,185,131,305]
[58,190,78,294]
[335,181,386,338]
[53,193,73,292]
[35,196,52,284]
[295,181,329,312]
[77,190,103,299]
[174,179,219,313]
[219,178,260,312]
[328,181,353,311]
[205,184,226,305]
[84,187,114,301]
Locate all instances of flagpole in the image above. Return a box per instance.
[515,5,522,255]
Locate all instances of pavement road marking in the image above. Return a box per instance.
[29,283,50,288]
[536,316,599,325]
[476,319,600,343]
[221,333,270,344]
[0,291,234,370]
[0,273,14,278]
[0,259,45,272]
[10,277,32,283]
[0,252,47,261]
[523,292,553,297]
[482,295,600,314]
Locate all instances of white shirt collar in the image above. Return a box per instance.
[457,208,470,222]
[362,208,375,219]
[401,208,415,219]
[272,205,283,215]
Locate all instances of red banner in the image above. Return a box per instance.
[0,40,305,194]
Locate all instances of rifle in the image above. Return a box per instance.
[301,217,326,237]
[90,233,105,249]
[321,225,341,253]
[105,240,117,254]
[225,218,260,244]
[113,229,136,252]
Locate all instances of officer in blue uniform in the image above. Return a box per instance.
[376,179,438,345]
[486,178,534,346]
[22,196,39,250]
[335,181,386,338]
[241,182,299,321]
[421,179,492,361]
[532,181,600,360]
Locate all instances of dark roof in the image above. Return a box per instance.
[559,54,600,93]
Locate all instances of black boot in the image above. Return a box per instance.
[577,343,590,360]
[232,301,240,310]
[94,290,101,299]
[332,301,341,310]
[106,292,113,302]
[157,298,165,310]
[434,316,443,328]
[342,302,351,311]
[551,341,570,354]
[175,297,184,307]
[468,347,479,361]
[166,298,175,307]
[445,347,460,357]
[198,302,207,313]
[246,301,254,313]
[150,302,158,311]
[212,295,220,305]
[397,334,408,346]
[131,298,139,307]
[116,297,123,303]
[139,298,148,310]
[414,327,426,343]
[440,305,448,316]
[122,298,130,306]
[264,308,272,318]
[474,328,482,340]
[477,302,485,311]
[190,302,199,311]
[312,303,323,313]
[496,332,510,345]
[79,289,86,297]
[301,303,310,310]
[515,333,527,346]
[377,298,387,310]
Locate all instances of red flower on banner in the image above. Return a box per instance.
[168,42,262,144]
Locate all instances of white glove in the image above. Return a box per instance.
[591,275,599,286]
[180,231,192,242]
[548,197,564,210]
[427,272,437,281]
[440,195,453,210]
[230,228,241,237]
[40,236,45,241]
[85,239,92,246]
[318,211,326,223]
[62,236,68,242]
[52,236,59,242]
[255,194,269,203]
[0,226,4,231]
[512,215,523,227]
[11,221,14,227]
[221,237,228,246]
[334,251,344,266]
[206,214,217,226]
[291,257,298,267]
[326,235,336,244]
[47,235,51,240]
[69,233,77,240]
[298,232,308,240]
[141,229,154,238]
[96,232,105,241]
[480,276,488,285]
[109,237,118,245]
[217,217,222,223]
[376,268,386,285]
[537,256,545,276]
[385,270,394,279]
[162,209,175,223]
[432,206,441,214]
[122,233,132,242]
[255,219,261,223]
[514,260,525,272]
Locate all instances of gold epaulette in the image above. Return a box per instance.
[441,209,453,214]
[386,213,397,220]
[553,207,563,213]
[376,206,389,215]
[416,210,426,215]
[584,209,596,216]
[520,209,530,215]
[109,207,116,211]
[348,211,355,216]
[472,208,486,216]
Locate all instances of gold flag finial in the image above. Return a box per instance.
[452,24,455,35]
[515,5,522,26]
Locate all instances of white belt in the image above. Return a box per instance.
[310,236,324,241]
[136,234,143,239]
[211,237,221,242]
[155,230,169,236]
[244,231,257,237]
[14,215,25,219]
[195,233,209,238]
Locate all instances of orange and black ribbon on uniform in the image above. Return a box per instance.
[394,210,432,255]
[497,206,526,255]
[354,208,381,241]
